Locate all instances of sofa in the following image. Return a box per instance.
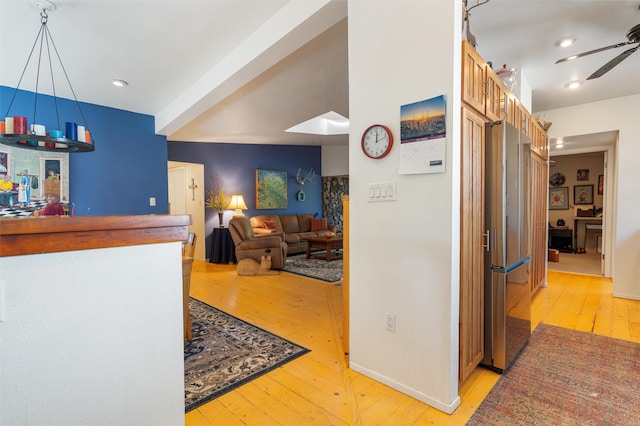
[250,214,334,255]
[229,217,287,269]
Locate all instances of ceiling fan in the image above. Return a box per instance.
[556,23,640,80]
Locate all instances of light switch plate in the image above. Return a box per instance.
[368,182,397,202]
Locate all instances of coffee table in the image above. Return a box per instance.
[304,234,343,262]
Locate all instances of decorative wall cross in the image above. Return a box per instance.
[188,178,198,201]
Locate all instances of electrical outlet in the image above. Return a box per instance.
[385,312,396,332]
[149,197,156,206]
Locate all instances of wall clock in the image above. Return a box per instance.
[361,124,393,159]
[549,172,566,186]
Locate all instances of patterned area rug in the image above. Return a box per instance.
[283,253,343,282]
[184,298,310,412]
[468,323,640,425]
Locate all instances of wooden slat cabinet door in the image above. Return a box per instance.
[485,71,503,122]
[530,152,548,294]
[460,106,486,382]
[502,93,517,127]
[462,40,486,116]
[517,102,530,137]
[530,122,549,160]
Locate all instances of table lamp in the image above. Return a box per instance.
[228,195,248,217]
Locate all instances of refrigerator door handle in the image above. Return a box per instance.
[483,229,490,252]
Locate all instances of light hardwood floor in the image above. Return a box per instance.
[186,262,640,426]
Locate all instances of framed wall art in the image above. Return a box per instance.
[598,175,604,195]
[574,184,594,205]
[0,150,10,178]
[256,169,287,209]
[549,187,569,210]
[577,169,589,181]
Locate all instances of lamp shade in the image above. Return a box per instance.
[228,195,248,217]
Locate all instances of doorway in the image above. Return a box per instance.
[547,135,615,277]
[168,161,206,261]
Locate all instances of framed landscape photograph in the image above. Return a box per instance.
[549,187,569,210]
[256,169,287,209]
[574,184,594,205]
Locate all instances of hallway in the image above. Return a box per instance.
[547,252,602,275]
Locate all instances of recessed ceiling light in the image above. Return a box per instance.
[564,80,581,90]
[111,79,128,87]
[555,37,575,48]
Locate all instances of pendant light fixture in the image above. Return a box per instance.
[0,0,95,153]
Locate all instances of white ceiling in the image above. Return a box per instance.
[1,0,638,152]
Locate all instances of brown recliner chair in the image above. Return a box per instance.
[228,217,287,269]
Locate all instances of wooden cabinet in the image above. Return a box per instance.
[462,40,486,116]
[485,71,503,122]
[462,40,507,123]
[459,106,486,382]
[530,120,548,159]
[342,195,349,356]
[516,102,530,137]
[502,93,517,127]
[530,152,548,294]
[460,40,550,382]
[44,178,60,197]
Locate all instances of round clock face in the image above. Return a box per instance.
[549,172,566,186]
[361,124,393,159]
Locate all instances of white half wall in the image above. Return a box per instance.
[539,94,640,299]
[348,0,462,413]
[0,243,185,425]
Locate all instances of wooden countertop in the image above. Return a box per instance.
[0,215,191,257]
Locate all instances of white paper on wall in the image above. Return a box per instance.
[398,94,446,175]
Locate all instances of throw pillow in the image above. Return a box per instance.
[310,217,328,232]
[254,228,276,235]
[263,220,281,231]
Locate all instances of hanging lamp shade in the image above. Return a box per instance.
[0,0,95,153]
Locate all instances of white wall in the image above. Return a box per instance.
[539,94,640,299]
[348,0,462,413]
[321,144,349,176]
[0,243,185,425]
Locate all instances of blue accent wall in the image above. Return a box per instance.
[168,141,322,251]
[1,86,168,215]
[2,86,322,226]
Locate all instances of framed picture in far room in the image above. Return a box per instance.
[577,169,589,181]
[574,184,594,205]
[549,187,569,210]
[598,175,604,195]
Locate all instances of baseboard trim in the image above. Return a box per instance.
[348,361,461,414]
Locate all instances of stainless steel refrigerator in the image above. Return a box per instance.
[482,120,531,373]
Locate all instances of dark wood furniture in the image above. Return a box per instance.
[210,227,236,263]
[574,217,603,253]
[549,228,573,253]
[304,234,343,262]
[0,214,191,256]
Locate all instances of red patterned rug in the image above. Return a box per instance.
[468,323,640,425]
